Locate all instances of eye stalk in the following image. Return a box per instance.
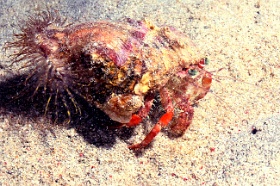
[204,57,209,65]
[198,57,209,69]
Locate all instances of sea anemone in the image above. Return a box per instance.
[5,10,81,123]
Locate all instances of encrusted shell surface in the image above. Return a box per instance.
[67,19,203,122]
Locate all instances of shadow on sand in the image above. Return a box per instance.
[0,74,134,148]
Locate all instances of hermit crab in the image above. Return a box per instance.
[5,10,212,150]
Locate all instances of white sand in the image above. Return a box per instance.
[0,0,279,185]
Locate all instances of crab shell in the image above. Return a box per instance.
[65,19,204,123]
[6,10,212,149]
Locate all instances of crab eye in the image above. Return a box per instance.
[204,57,209,65]
[188,69,197,76]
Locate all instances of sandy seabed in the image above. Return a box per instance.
[0,0,279,185]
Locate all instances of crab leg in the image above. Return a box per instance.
[129,89,174,149]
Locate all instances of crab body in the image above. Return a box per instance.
[7,11,211,149]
